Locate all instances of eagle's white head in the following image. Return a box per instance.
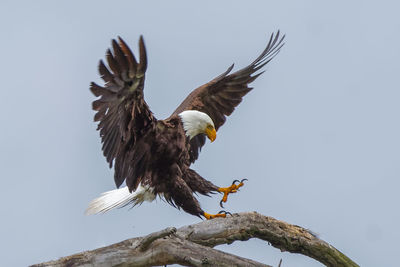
[179,110,216,142]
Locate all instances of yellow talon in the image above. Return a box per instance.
[218,179,247,207]
[203,211,231,220]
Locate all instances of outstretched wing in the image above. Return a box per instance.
[90,36,156,188]
[172,31,285,162]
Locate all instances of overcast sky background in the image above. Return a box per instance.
[1,1,399,266]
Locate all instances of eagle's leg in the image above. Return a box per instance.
[203,210,232,220]
[218,179,247,208]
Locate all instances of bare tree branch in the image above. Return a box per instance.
[31,212,358,267]
[178,212,358,267]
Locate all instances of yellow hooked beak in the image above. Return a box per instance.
[205,126,217,142]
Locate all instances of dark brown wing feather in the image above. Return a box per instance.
[171,31,285,162]
[90,36,156,188]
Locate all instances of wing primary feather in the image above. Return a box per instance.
[232,31,284,79]
[103,126,119,166]
[98,60,114,85]
[137,35,147,76]
[111,39,129,80]
[214,64,234,80]
[118,36,138,78]
[250,31,285,67]
[106,48,120,75]
[92,99,105,111]
[252,61,270,73]
[105,49,125,87]
[247,71,265,84]
[94,109,106,122]
[90,82,110,97]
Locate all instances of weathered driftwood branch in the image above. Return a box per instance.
[32,212,358,267]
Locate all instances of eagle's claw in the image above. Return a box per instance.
[218,210,232,216]
[218,178,247,207]
[203,210,231,220]
[231,178,248,185]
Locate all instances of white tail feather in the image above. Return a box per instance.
[85,184,155,215]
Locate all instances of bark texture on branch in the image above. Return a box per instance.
[32,212,358,267]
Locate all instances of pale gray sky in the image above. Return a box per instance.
[1,1,399,266]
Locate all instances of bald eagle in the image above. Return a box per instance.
[86,32,284,219]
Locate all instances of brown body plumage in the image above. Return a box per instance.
[88,32,284,218]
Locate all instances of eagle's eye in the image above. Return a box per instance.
[206,124,214,130]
